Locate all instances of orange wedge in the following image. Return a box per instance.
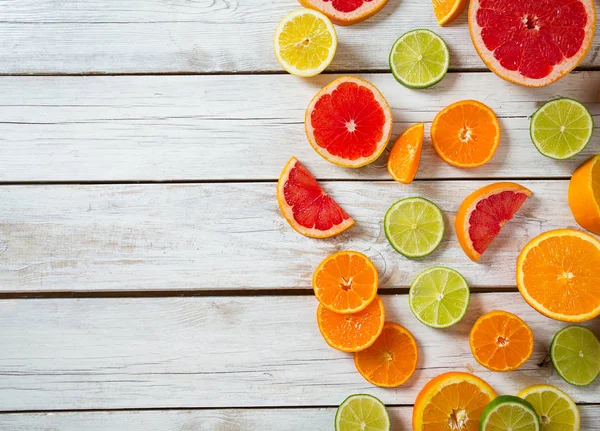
[569,154,600,235]
[387,123,424,184]
[432,0,468,26]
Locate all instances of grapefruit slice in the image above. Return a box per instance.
[298,0,389,26]
[456,182,532,262]
[305,76,393,168]
[469,0,596,87]
[277,157,354,238]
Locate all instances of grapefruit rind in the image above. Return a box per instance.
[298,0,390,26]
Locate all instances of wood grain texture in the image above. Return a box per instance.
[0,294,598,411]
[1,72,599,182]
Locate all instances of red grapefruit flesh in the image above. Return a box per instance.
[469,0,596,87]
[277,157,354,238]
[297,0,389,25]
[305,76,392,168]
[456,182,532,261]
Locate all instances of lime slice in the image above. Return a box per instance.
[480,395,541,431]
[389,29,450,89]
[384,197,445,258]
[517,384,580,431]
[530,98,593,160]
[409,266,469,328]
[335,394,390,431]
[550,325,600,386]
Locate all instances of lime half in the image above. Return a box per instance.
[530,98,593,160]
[389,29,450,89]
[409,266,469,328]
[480,395,540,431]
[384,197,444,258]
[550,325,600,386]
[335,394,390,431]
[517,384,580,431]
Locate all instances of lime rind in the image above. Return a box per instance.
[335,394,390,431]
[409,266,470,329]
[389,29,450,89]
[383,197,445,258]
[517,384,580,431]
[480,395,541,431]
[550,325,600,386]
[530,98,594,160]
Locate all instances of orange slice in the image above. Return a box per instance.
[431,100,500,168]
[413,372,497,431]
[456,182,532,261]
[517,229,600,322]
[387,123,424,184]
[569,154,600,235]
[354,322,418,387]
[313,250,378,314]
[469,310,534,372]
[277,157,354,238]
[432,0,468,26]
[317,295,385,353]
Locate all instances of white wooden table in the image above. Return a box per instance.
[0,1,599,429]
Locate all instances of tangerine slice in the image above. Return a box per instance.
[387,123,424,184]
[432,0,468,26]
[569,154,600,235]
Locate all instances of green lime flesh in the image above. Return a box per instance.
[384,197,445,258]
[409,266,469,328]
[550,325,600,386]
[518,385,580,431]
[335,394,390,431]
[480,395,541,431]
[389,29,450,89]
[530,98,593,160]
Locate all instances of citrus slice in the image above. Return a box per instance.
[389,29,450,89]
[516,229,600,322]
[313,251,378,314]
[354,322,418,388]
[456,182,532,262]
[317,295,385,353]
[274,8,337,77]
[387,123,424,184]
[550,325,600,386]
[412,372,497,431]
[431,100,501,168]
[298,0,389,26]
[277,157,354,238]
[530,98,593,160]
[480,395,541,431]
[432,0,468,26]
[469,310,534,372]
[569,154,600,235]
[469,0,596,87]
[517,384,580,431]
[305,76,393,168]
[383,197,445,258]
[335,394,390,431]
[409,266,470,329]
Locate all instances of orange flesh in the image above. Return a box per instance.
[387,123,424,184]
[569,155,600,235]
[432,0,468,25]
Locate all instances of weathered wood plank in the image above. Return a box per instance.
[1,72,598,182]
[0,294,598,411]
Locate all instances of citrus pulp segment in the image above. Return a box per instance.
[383,197,445,258]
[389,29,450,89]
[313,251,378,314]
[469,0,596,87]
[455,182,532,262]
[354,322,418,387]
[305,76,393,168]
[517,384,580,431]
[335,394,391,431]
[277,157,354,238]
[298,0,389,26]
[387,123,424,184]
[550,325,600,386]
[480,395,541,431]
[569,154,600,235]
[516,229,600,322]
[317,295,385,353]
[432,0,468,26]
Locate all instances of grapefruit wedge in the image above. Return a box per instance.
[469,0,596,87]
[277,157,354,238]
[298,0,389,25]
[456,182,532,262]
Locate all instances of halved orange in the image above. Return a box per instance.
[317,295,385,353]
[432,0,468,26]
[387,123,424,184]
[313,250,378,314]
[569,154,600,235]
[517,229,600,322]
[431,100,500,168]
[469,310,534,372]
[413,372,497,431]
[354,321,418,387]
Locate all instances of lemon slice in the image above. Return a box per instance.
[274,8,337,77]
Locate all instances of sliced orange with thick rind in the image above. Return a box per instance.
[387,123,424,184]
[569,154,600,235]
[432,0,468,26]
